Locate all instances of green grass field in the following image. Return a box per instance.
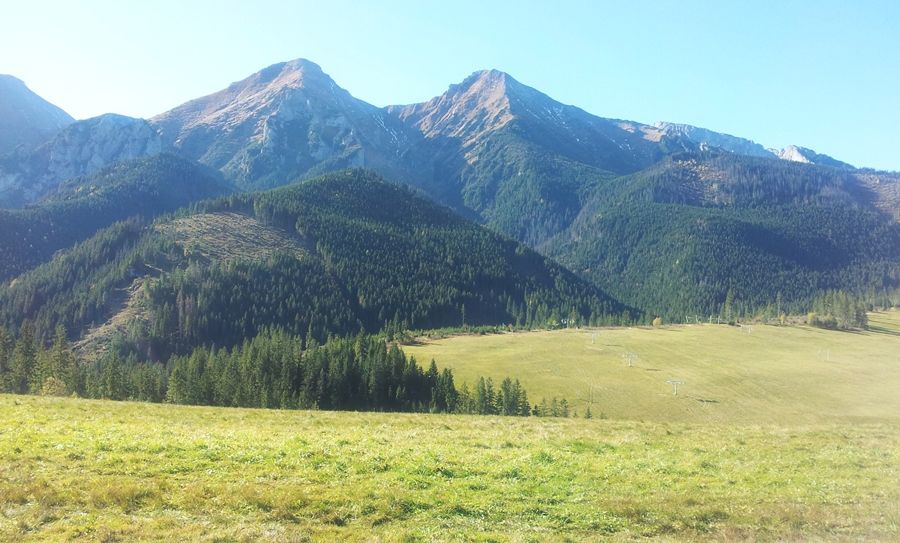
[405,311,900,425]
[2,315,899,541]
[1,395,898,542]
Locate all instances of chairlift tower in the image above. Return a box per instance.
[667,380,685,395]
[622,353,638,367]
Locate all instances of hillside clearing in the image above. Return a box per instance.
[155,212,310,262]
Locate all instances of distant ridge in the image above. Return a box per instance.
[653,121,854,169]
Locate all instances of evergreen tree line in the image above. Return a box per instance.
[0,322,573,418]
[639,150,863,209]
[806,289,871,330]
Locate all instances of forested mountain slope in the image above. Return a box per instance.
[0,152,231,281]
[2,61,897,329]
[545,151,900,320]
[0,169,628,359]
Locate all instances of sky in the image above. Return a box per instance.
[2,0,898,171]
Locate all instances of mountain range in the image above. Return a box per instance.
[1,58,898,355]
[3,60,885,234]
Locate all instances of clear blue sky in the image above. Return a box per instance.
[2,0,898,171]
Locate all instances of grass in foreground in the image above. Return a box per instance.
[1,395,899,542]
[405,311,900,425]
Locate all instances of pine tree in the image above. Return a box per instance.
[44,325,78,395]
[499,377,514,415]
[516,380,530,416]
[101,352,126,400]
[725,288,735,321]
[475,377,488,415]
[0,326,11,392]
[11,321,37,394]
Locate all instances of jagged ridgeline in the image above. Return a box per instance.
[547,151,900,320]
[0,152,231,281]
[0,169,628,358]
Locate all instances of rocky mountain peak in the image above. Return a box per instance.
[388,69,519,143]
[149,58,353,151]
[652,122,773,157]
[222,58,337,100]
[770,145,813,163]
[652,122,856,170]
[148,58,410,190]
[0,74,75,155]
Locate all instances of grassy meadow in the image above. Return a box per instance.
[406,311,900,425]
[2,314,899,541]
[1,395,899,542]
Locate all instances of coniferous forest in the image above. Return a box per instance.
[0,321,571,418]
[547,151,900,321]
[0,161,897,416]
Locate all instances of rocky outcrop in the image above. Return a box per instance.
[0,113,160,208]
[0,75,74,155]
[768,145,855,169]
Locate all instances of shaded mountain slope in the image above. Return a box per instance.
[0,75,74,155]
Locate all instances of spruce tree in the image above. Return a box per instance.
[44,325,78,395]
[101,352,126,400]
[0,326,11,392]
[11,320,37,394]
